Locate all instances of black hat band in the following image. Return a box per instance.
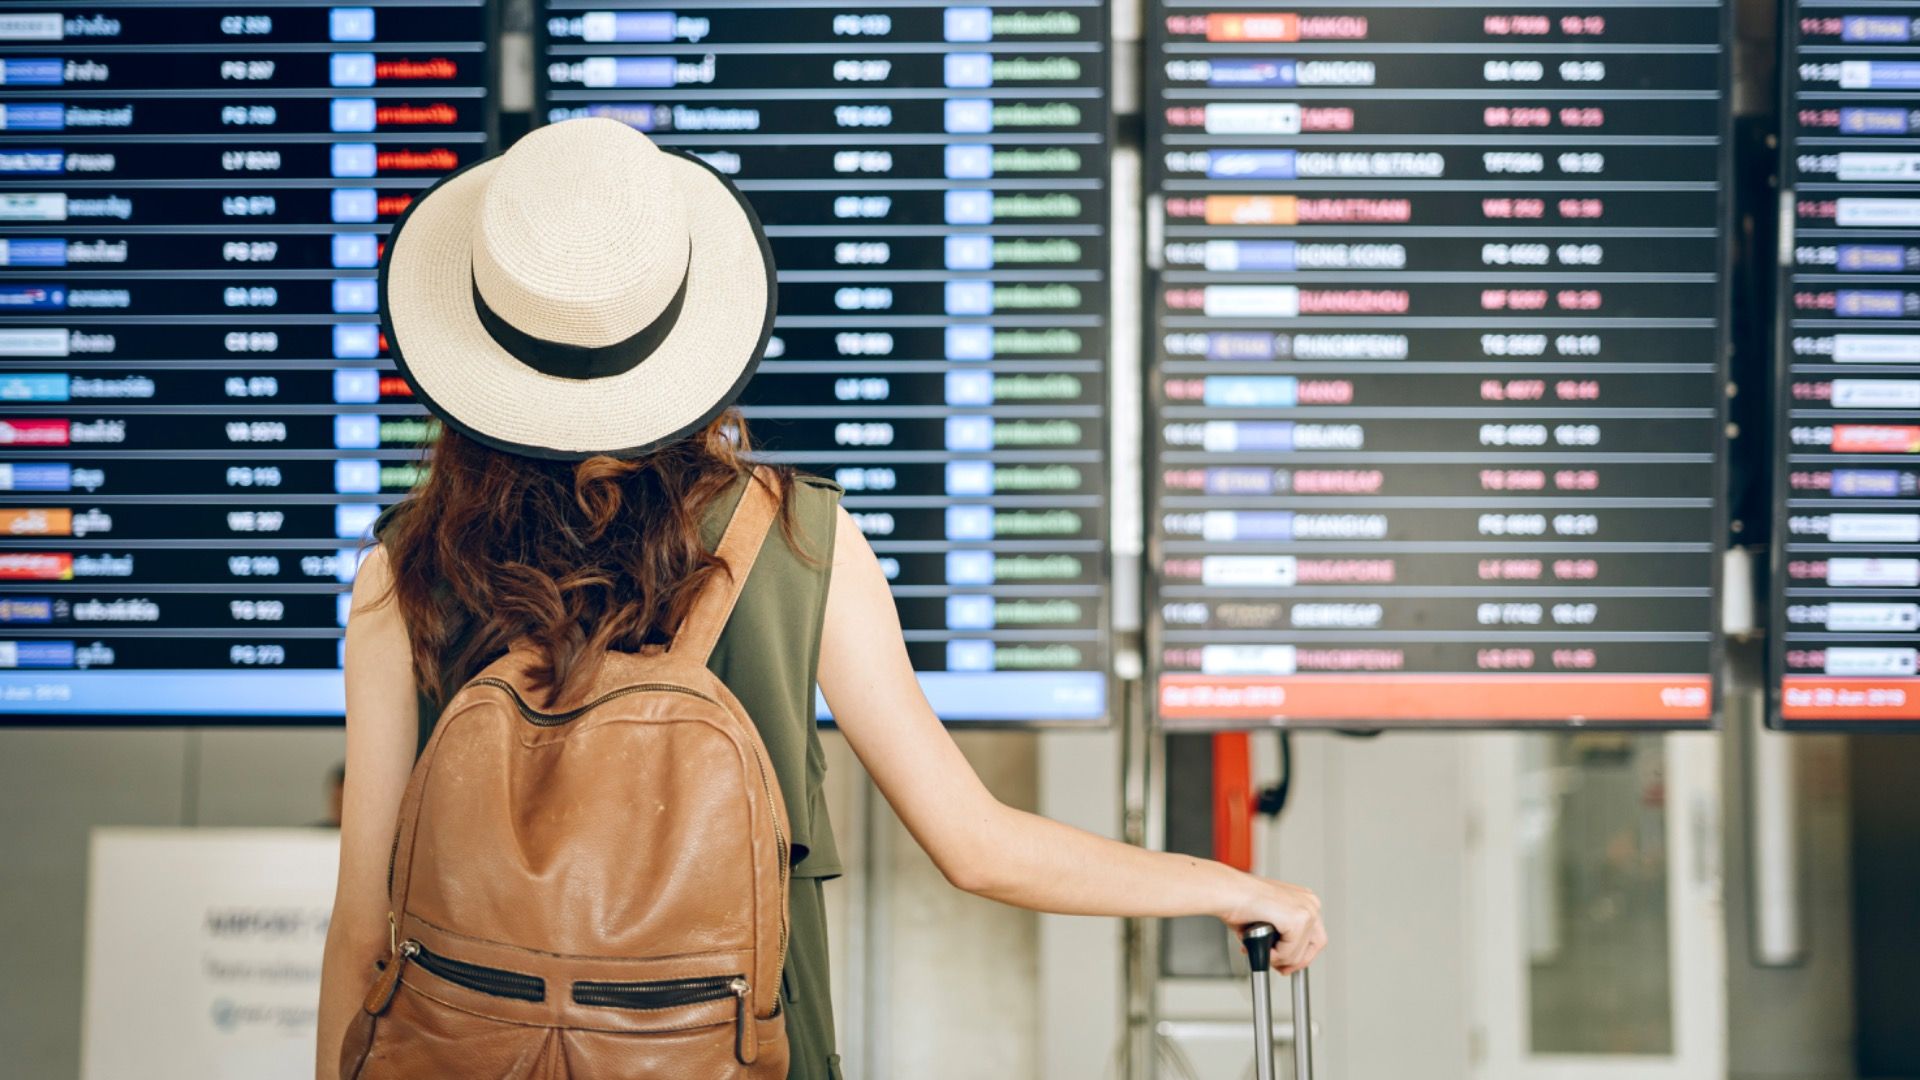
[469,259,691,381]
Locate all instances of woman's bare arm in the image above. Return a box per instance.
[817,509,1327,972]
[315,548,419,1079]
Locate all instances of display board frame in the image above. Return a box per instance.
[1140,0,1735,731]
[1770,0,1920,732]
[533,0,1119,727]
[0,0,501,726]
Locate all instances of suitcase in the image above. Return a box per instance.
[1241,924,1313,1080]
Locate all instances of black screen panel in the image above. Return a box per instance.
[1774,1,1920,730]
[536,2,1114,723]
[0,0,494,721]
[1143,2,1731,728]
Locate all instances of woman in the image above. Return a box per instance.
[316,117,1326,1080]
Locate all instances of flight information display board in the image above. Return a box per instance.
[0,0,491,720]
[538,2,1112,722]
[1145,2,1729,727]
[1775,0,1920,729]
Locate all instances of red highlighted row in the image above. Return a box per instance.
[0,552,73,580]
[1832,425,1920,454]
[1781,678,1920,721]
[1158,673,1714,724]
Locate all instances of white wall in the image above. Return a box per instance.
[0,727,345,1079]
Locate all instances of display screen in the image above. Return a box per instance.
[0,0,491,719]
[537,2,1112,722]
[1144,2,1729,727]
[1774,1,1920,728]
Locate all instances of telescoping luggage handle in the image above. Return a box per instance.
[1242,923,1313,1080]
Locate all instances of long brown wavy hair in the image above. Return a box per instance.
[375,410,792,708]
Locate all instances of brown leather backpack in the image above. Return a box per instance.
[342,470,791,1079]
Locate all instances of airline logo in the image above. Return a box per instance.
[1827,602,1920,632]
[1837,244,1911,272]
[0,596,52,623]
[0,14,62,41]
[1200,644,1297,675]
[0,328,67,356]
[1208,151,1297,180]
[1844,15,1913,43]
[1207,13,1300,42]
[0,149,65,174]
[1841,106,1910,134]
[1838,152,1920,182]
[0,640,75,668]
[1206,195,1298,225]
[1833,468,1908,497]
[0,192,64,220]
[1825,647,1919,676]
[0,15,60,41]
[0,638,72,664]
[0,418,67,444]
[0,373,66,400]
[1205,285,1299,318]
[1209,59,1297,87]
[0,102,64,130]
[0,462,71,490]
[1204,103,1301,135]
[1828,557,1920,587]
[0,237,65,265]
[1835,334,1920,363]
[0,551,72,579]
[0,283,63,308]
[0,507,70,535]
[1833,424,1920,453]
[0,58,62,85]
[1201,555,1296,587]
[1834,379,1920,408]
[1831,513,1920,543]
[1836,197,1920,227]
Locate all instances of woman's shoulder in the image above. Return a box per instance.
[776,469,843,563]
[702,466,840,556]
[370,497,412,541]
[785,470,843,506]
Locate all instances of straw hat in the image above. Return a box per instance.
[378,117,775,459]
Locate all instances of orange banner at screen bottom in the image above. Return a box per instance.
[1781,677,1920,721]
[1158,674,1714,724]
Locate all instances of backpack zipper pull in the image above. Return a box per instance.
[363,939,418,1016]
[731,977,757,1065]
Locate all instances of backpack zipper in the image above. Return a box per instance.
[468,677,705,728]
[399,937,755,1061]
[572,973,747,1010]
[403,940,545,1003]
[468,675,792,1016]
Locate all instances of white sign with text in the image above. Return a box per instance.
[81,828,339,1080]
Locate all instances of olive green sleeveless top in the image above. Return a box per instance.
[382,470,845,1080]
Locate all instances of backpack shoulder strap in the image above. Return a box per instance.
[670,465,780,664]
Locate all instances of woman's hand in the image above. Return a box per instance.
[1218,875,1328,975]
